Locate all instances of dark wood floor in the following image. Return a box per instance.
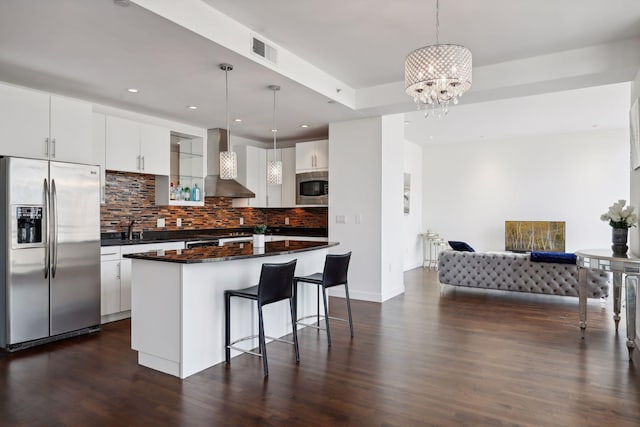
[1,268,638,426]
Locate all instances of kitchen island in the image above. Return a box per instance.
[124,240,338,379]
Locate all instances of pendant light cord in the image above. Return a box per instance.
[225,67,230,151]
[272,88,277,152]
[435,0,440,45]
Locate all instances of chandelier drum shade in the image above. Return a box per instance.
[267,84,282,185]
[404,0,472,117]
[219,63,237,180]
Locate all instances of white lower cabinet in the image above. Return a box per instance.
[100,241,185,323]
[100,247,122,317]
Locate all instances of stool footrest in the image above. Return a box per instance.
[227,345,262,357]
[297,314,348,326]
[228,332,295,358]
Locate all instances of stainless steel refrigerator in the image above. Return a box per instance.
[0,157,100,351]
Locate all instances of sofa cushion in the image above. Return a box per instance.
[448,241,475,252]
[530,251,577,265]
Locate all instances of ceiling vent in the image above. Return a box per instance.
[252,36,278,64]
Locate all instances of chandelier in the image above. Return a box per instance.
[219,63,237,180]
[267,85,283,185]
[404,0,472,118]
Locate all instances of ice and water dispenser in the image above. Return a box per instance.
[16,206,43,245]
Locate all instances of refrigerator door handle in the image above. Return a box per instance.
[44,178,50,279]
[44,137,49,157]
[51,179,58,278]
[51,138,56,158]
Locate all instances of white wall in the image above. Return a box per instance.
[380,115,405,300]
[422,129,629,253]
[403,140,424,270]
[329,117,383,302]
[329,116,405,302]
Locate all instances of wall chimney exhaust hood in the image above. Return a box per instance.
[204,129,255,198]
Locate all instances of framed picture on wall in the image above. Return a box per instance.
[403,173,411,215]
[631,97,640,170]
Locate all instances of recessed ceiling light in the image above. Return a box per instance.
[186,105,198,110]
[300,124,309,128]
[429,135,434,140]
[233,118,242,123]
[127,88,138,93]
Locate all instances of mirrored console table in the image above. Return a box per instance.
[575,249,637,360]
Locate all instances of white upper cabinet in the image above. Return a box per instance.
[295,139,328,172]
[0,82,92,163]
[91,113,107,204]
[267,147,296,207]
[139,122,170,175]
[235,145,267,207]
[234,145,296,208]
[49,95,93,163]
[105,116,139,172]
[105,115,170,175]
[280,147,297,207]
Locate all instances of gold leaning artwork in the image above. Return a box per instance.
[505,221,566,253]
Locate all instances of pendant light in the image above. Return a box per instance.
[219,63,237,180]
[404,0,472,118]
[267,85,282,185]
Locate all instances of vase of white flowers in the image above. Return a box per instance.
[600,200,637,256]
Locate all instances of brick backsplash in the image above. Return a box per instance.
[101,171,327,233]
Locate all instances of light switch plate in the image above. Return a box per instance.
[336,215,346,224]
[239,217,244,225]
[157,218,165,228]
[176,218,182,227]
[285,217,290,225]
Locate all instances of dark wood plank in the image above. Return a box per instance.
[0,268,638,426]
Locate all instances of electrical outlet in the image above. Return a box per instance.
[176,218,182,227]
[336,215,346,224]
[157,218,165,228]
[355,214,362,224]
[239,217,244,225]
[285,217,290,225]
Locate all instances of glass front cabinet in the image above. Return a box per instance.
[155,132,205,206]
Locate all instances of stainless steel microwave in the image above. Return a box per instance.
[296,171,328,205]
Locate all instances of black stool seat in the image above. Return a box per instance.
[226,285,259,300]
[296,273,323,284]
[293,252,353,346]
[224,259,298,376]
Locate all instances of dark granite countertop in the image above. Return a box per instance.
[101,227,328,247]
[122,240,338,264]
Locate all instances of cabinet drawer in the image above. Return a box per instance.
[100,246,121,261]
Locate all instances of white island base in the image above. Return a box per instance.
[130,249,327,379]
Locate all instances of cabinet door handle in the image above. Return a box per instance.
[51,138,56,158]
[136,155,140,170]
[44,137,49,156]
[116,261,121,279]
[141,155,145,171]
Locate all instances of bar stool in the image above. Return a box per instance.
[293,252,353,346]
[224,259,298,376]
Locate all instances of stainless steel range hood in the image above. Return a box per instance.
[205,128,255,198]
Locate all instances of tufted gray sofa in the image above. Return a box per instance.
[438,251,609,298]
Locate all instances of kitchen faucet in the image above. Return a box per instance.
[127,217,135,240]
